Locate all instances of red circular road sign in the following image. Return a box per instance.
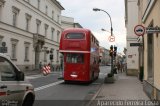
[108,36,115,42]
[134,25,145,36]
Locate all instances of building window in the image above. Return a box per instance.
[37,0,40,9]
[24,42,30,61]
[50,48,54,61]
[147,33,154,82]
[0,6,2,21]
[0,36,4,47]
[57,15,60,23]
[56,50,59,62]
[26,18,29,31]
[37,23,40,33]
[51,28,55,41]
[12,12,17,26]
[25,46,29,61]
[57,30,60,42]
[0,0,5,20]
[11,38,19,60]
[12,44,16,59]
[44,47,47,62]
[44,24,48,37]
[52,11,54,20]
[45,5,48,15]
[25,13,32,31]
[36,19,41,34]
[12,6,20,27]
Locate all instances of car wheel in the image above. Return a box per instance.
[22,94,34,106]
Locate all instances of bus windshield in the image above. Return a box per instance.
[66,53,84,63]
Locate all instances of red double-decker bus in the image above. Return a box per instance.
[59,28,100,83]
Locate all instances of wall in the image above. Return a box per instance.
[125,0,139,75]
[141,0,160,100]
[0,0,64,71]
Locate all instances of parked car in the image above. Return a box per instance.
[0,53,35,106]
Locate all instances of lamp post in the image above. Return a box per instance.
[93,8,114,76]
[93,8,113,36]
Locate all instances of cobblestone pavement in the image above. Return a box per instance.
[88,73,151,106]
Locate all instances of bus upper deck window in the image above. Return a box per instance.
[65,33,85,39]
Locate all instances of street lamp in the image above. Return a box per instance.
[93,8,113,36]
[93,8,115,77]
[101,28,112,33]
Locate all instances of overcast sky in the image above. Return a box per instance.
[59,0,126,54]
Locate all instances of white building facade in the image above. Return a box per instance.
[0,0,64,71]
[125,0,139,76]
[61,16,83,29]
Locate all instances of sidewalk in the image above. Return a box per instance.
[89,72,150,106]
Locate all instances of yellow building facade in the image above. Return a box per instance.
[138,0,160,100]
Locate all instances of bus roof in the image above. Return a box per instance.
[63,28,90,33]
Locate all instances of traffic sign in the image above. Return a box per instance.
[134,25,145,36]
[108,36,115,42]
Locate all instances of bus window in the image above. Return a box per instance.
[65,33,85,39]
[66,53,84,63]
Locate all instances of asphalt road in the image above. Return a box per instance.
[26,66,111,106]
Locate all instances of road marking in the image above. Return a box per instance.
[35,80,64,92]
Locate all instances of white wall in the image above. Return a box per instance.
[126,0,139,70]
[61,16,74,29]
[0,0,64,70]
